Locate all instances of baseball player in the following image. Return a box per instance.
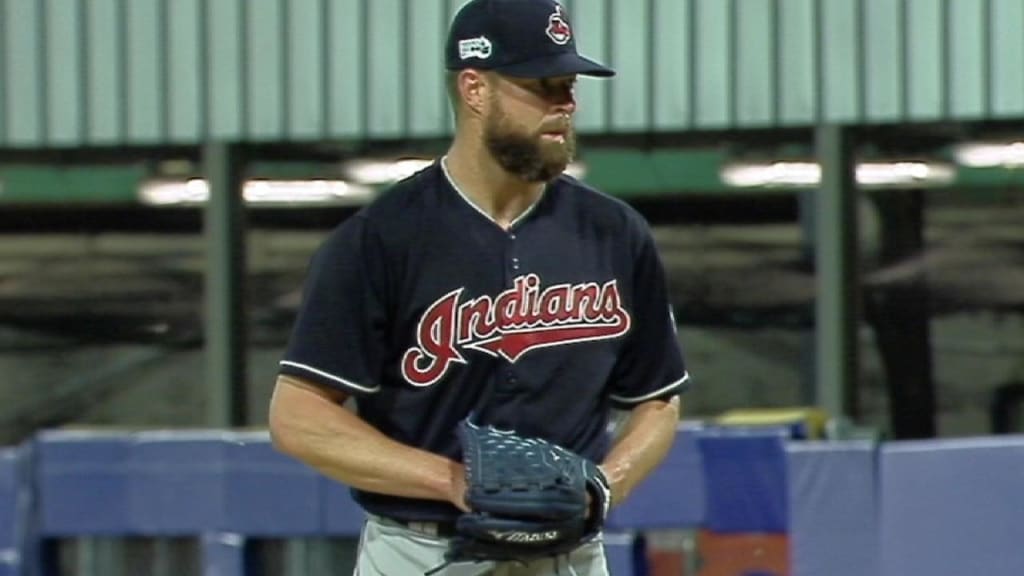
[269,0,690,574]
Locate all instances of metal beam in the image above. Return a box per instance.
[203,142,248,427]
[814,125,859,420]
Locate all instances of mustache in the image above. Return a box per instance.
[537,120,572,134]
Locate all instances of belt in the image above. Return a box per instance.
[391,517,458,538]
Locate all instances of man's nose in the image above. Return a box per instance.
[553,93,577,115]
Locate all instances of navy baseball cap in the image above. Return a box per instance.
[445,0,615,78]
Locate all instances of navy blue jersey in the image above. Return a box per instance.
[279,159,689,522]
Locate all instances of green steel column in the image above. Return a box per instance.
[203,141,248,427]
[75,538,122,576]
[285,539,338,575]
[814,125,859,420]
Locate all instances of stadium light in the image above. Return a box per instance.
[953,141,1024,168]
[138,178,375,206]
[342,158,436,185]
[721,160,955,189]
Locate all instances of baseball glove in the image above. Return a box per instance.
[441,418,611,567]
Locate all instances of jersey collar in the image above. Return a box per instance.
[440,156,547,230]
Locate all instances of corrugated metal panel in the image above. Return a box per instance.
[366,0,405,138]
[247,0,285,141]
[820,0,861,123]
[991,0,1024,118]
[906,0,944,121]
[4,0,45,145]
[736,0,777,127]
[207,0,244,139]
[407,0,448,138]
[609,0,650,131]
[778,0,817,125]
[46,0,84,146]
[569,0,609,133]
[948,0,987,119]
[3,0,1024,150]
[85,0,125,145]
[327,0,365,139]
[694,0,733,128]
[126,0,164,143]
[167,0,203,143]
[864,0,903,123]
[287,0,327,140]
[651,0,691,130]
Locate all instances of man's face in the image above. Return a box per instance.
[482,74,578,183]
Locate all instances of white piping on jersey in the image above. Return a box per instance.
[278,360,380,394]
[440,155,546,230]
[608,371,690,404]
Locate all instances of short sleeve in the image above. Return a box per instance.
[278,215,390,396]
[607,219,691,408]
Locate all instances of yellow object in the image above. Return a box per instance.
[715,407,830,439]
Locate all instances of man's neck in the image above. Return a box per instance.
[444,139,546,229]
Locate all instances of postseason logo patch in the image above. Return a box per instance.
[459,36,493,60]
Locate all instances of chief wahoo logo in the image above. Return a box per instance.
[546,6,572,45]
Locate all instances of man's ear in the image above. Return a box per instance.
[459,69,490,116]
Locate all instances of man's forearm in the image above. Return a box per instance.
[269,377,467,510]
[600,396,681,506]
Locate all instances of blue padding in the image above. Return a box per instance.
[321,480,366,536]
[36,431,134,535]
[129,431,227,534]
[607,422,705,530]
[37,430,360,537]
[786,441,879,576]
[222,432,322,536]
[697,427,790,533]
[880,437,1024,576]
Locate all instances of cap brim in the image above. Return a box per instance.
[496,52,615,78]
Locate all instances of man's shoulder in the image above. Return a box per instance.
[553,174,648,232]
[359,162,442,223]
[319,163,440,252]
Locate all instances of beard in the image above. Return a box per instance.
[483,101,576,183]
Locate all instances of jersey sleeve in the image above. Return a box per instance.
[278,215,390,396]
[607,217,691,408]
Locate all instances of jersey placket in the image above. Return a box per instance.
[507,230,521,278]
[502,226,523,392]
